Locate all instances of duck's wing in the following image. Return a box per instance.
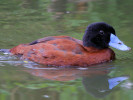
[29,36,55,45]
[29,36,83,45]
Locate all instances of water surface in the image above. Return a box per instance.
[0,0,133,100]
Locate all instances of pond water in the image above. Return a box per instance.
[0,0,133,100]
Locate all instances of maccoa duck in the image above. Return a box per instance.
[9,22,131,67]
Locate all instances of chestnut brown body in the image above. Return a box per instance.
[10,36,115,66]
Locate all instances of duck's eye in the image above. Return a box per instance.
[99,30,104,35]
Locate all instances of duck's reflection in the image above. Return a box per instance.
[82,75,128,98]
[25,64,128,98]
[25,66,109,81]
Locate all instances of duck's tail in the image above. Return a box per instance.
[0,49,10,54]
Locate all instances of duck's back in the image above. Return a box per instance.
[10,36,115,66]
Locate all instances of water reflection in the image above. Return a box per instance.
[48,0,90,19]
[25,66,110,81]
[49,0,89,13]
[83,75,128,98]
[24,64,128,98]
[21,0,39,9]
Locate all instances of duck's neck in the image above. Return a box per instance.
[82,30,91,47]
[83,46,107,53]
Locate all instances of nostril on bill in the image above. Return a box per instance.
[118,42,122,45]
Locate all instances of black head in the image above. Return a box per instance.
[83,22,116,49]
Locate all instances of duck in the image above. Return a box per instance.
[9,22,131,67]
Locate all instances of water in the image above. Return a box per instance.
[0,0,133,100]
